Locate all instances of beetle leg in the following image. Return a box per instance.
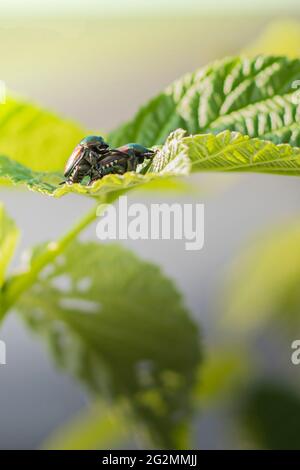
[126,155,139,172]
[70,160,91,183]
[88,167,104,185]
[114,165,127,175]
[85,150,102,166]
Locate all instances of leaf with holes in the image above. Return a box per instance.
[0,203,19,287]
[15,241,201,449]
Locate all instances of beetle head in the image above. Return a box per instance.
[80,135,109,152]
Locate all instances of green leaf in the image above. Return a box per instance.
[0,203,19,287]
[15,241,201,449]
[195,349,249,407]
[224,221,300,333]
[2,128,300,198]
[44,402,127,450]
[109,55,300,148]
[0,96,86,172]
[154,130,300,176]
[1,55,300,198]
[0,155,63,194]
[240,382,300,449]
[0,152,183,197]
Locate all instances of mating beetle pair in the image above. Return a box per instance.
[63,135,155,185]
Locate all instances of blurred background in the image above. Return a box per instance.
[1,0,300,450]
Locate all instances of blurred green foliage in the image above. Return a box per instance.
[15,240,201,448]
[0,97,86,172]
[195,348,250,406]
[44,402,127,450]
[240,382,300,449]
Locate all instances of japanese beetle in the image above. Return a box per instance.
[96,143,155,180]
[62,139,155,185]
[63,135,110,184]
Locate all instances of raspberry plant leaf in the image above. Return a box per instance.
[0,55,300,198]
[14,240,201,449]
[1,128,300,198]
[109,55,300,148]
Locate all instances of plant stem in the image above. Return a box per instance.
[0,203,100,320]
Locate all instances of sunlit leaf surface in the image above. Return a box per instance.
[110,56,300,148]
